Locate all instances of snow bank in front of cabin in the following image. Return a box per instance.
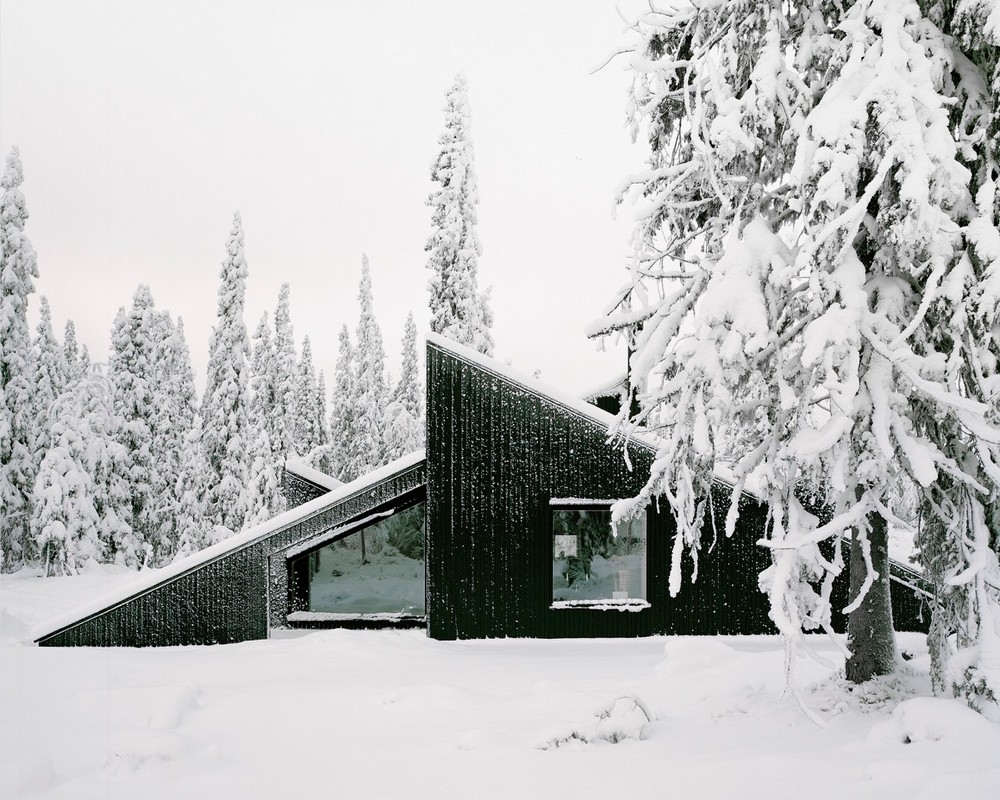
[3,568,998,800]
[29,450,425,642]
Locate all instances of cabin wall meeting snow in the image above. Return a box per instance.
[425,338,776,640]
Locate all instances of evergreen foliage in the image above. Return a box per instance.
[244,422,282,529]
[0,147,39,571]
[246,311,286,522]
[32,379,105,576]
[31,296,66,472]
[201,213,252,534]
[173,415,213,560]
[271,283,297,464]
[108,286,159,565]
[347,255,389,478]
[292,335,323,457]
[598,0,1000,707]
[323,323,356,482]
[426,73,493,356]
[315,369,330,452]
[62,319,84,386]
[77,373,133,566]
[148,313,198,564]
[384,311,424,461]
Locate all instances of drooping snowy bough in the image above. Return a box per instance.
[593,0,1000,715]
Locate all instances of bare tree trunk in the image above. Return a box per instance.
[845,509,896,683]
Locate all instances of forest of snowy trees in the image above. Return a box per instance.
[0,72,490,578]
[0,170,426,575]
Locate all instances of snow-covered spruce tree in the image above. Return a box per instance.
[147,313,198,565]
[911,0,1000,715]
[292,335,323,457]
[426,73,494,356]
[173,415,214,559]
[74,371,133,566]
[32,381,104,576]
[384,311,424,462]
[244,422,282,529]
[316,369,330,452]
[78,344,91,379]
[31,296,66,473]
[108,286,161,566]
[201,213,252,534]
[271,283,297,465]
[0,147,39,571]
[245,312,285,522]
[62,319,84,387]
[596,0,1000,701]
[324,323,356,481]
[347,256,389,479]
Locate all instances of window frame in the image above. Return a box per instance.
[548,499,650,612]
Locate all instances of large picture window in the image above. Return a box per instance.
[292,501,425,618]
[551,505,647,607]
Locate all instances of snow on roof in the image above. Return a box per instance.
[284,459,344,491]
[580,373,628,403]
[33,449,426,642]
[426,332,659,454]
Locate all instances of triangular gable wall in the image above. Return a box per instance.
[424,334,774,640]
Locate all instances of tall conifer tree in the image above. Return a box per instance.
[0,147,39,570]
[384,311,424,461]
[245,312,285,522]
[292,335,323,457]
[426,73,493,356]
[108,286,159,565]
[599,0,1000,708]
[325,324,356,482]
[32,380,104,576]
[347,255,388,478]
[271,283,296,465]
[201,213,252,534]
[32,296,66,472]
[63,319,84,387]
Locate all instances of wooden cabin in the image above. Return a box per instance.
[34,334,930,647]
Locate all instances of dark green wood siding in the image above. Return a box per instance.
[425,341,774,640]
[281,469,330,508]
[37,460,425,647]
[425,340,928,640]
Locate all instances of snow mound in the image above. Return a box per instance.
[809,671,920,717]
[148,683,201,730]
[536,694,652,749]
[654,638,742,677]
[867,697,1000,746]
[0,755,56,797]
[0,606,30,645]
[102,728,197,776]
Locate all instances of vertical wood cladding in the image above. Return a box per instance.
[425,341,774,640]
[37,462,425,647]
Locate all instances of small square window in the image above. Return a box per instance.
[551,506,647,605]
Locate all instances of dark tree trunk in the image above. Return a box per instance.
[845,509,896,683]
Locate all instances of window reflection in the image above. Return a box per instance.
[552,508,646,602]
[303,502,425,616]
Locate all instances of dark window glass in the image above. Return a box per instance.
[552,508,646,603]
[306,502,425,616]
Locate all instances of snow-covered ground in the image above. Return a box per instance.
[3,568,998,800]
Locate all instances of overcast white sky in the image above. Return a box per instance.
[0,0,650,396]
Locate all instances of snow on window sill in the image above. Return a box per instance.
[286,611,425,623]
[549,599,650,612]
